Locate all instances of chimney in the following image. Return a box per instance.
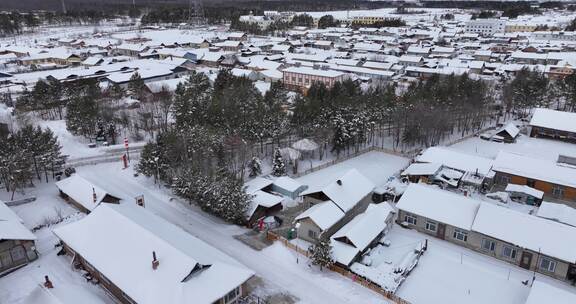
[152,251,159,270]
[337,180,342,186]
[44,276,53,289]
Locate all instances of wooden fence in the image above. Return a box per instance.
[292,145,413,178]
[266,231,412,304]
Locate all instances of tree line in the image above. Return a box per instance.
[0,126,64,200]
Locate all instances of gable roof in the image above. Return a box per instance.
[295,201,344,231]
[492,151,576,189]
[396,184,481,230]
[530,108,576,134]
[0,200,36,241]
[331,203,395,266]
[472,203,576,263]
[416,147,493,176]
[53,204,253,304]
[320,169,375,213]
[55,175,121,212]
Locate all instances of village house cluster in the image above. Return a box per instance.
[1,8,576,102]
[2,5,576,304]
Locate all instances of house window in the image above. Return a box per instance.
[224,286,240,303]
[0,250,13,268]
[498,174,511,185]
[539,257,556,273]
[501,246,517,260]
[452,229,468,242]
[10,246,26,262]
[404,213,417,225]
[308,230,318,239]
[481,239,496,252]
[526,179,535,188]
[425,220,437,232]
[552,185,564,198]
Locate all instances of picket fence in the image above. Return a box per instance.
[266,231,412,304]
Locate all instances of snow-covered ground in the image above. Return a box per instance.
[389,227,576,304]
[0,160,396,304]
[449,134,576,162]
[0,194,113,304]
[296,151,410,189]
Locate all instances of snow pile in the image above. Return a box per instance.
[350,242,424,293]
[292,138,319,151]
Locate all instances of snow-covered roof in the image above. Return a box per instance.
[55,174,121,212]
[529,108,576,134]
[295,201,344,231]
[320,169,375,213]
[416,147,493,176]
[472,203,576,263]
[244,177,273,194]
[505,184,544,199]
[492,151,576,189]
[283,66,344,78]
[536,202,576,227]
[0,200,24,223]
[1,196,35,241]
[53,204,254,304]
[525,281,576,304]
[396,184,480,230]
[401,162,442,176]
[495,122,520,139]
[246,190,283,219]
[145,78,186,93]
[273,176,303,193]
[331,203,395,266]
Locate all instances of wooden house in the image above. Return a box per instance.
[53,203,254,304]
[0,201,37,276]
[295,169,374,243]
[55,174,121,213]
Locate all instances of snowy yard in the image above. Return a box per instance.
[0,191,113,304]
[387,227,576,304]
[296,151,410,189]
[449,134,576,161]
[0,160,396,304]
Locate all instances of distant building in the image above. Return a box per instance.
[282,66,346,92]
[465,19,506,35]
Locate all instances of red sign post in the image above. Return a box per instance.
[124,137,130,163]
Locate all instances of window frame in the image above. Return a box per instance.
[425,220,437,232]
[501,245,517,260]
[452,228,468,242]
[552,184,565,198]
[539,257,557,273]
[481,239,496,252]
[404,213,417,225]
[308,230,318,239]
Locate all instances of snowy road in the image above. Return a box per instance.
[77,163,388,304]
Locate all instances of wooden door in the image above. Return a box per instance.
[437,223,446,240]
[520,251,532,270]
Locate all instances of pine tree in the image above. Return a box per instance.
[272,148,286,176]
[248,157,262,177]
[309,239,333,271]
[66,94,98,138]
[128,72,146,100]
